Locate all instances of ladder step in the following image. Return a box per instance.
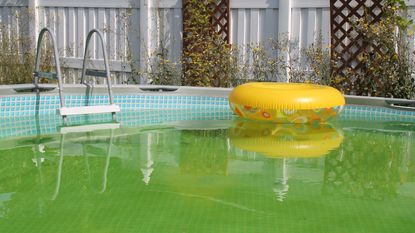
[34,71,57,79]
[59,105,120,116]
[85,69,108,77]
[60,123,120,134]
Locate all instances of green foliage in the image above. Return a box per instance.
[0,13,34,84]
[143,0,415,98]
[1,0,413,99]
[226,35,307,85]
[330,0,415,98]
[268,35,307,83]
[148,45,181,85]
[227,35,327,85]
[303,36,332,85]
[0,10,58,85]
[181,0,233,87]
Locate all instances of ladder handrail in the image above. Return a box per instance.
[80,29,115,106]
[33,27,65,109]
[33,28,118,123]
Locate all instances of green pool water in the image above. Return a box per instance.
[0,118,414,233]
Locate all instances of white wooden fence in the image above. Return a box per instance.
[1,0,415,84]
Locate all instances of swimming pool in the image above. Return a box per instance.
[0,84,414,233]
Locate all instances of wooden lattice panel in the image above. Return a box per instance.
[182,0,230,45]
[211,0,230,43]
[330,0,384,78]
[182,0,230,86]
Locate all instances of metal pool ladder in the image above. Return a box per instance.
[33,27,120,123]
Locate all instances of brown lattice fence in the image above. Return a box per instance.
[211,0,230,43]
[182,0,230,49]
[330,0,385,90]
[182,0,231,87]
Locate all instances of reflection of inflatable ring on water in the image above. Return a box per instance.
[229,82,345,123]
[230,120,343,158]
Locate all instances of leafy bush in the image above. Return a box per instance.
[330,0,415,98]
[1,0,413,100]
[0,18,34,84]
[181,0,233,87]
[148,44,181,86]
[0,11,58,85]
[228,35,326,85]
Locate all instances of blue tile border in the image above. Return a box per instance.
[340,104,415,122]
[0,94,230,117]
[1,94,415,119]
[0,93,414,139]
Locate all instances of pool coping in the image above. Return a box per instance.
[0,84,231,97]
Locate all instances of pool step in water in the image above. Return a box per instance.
[60,123,120,134]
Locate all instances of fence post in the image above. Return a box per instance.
[278,0,292,82]
[139,0,149,84]
[139,0,157,84]
[28,0,39,51]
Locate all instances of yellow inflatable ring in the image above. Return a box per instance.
[229,82,345,123]
[230,120,343,158]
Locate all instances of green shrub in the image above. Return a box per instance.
[148,44,181,86]
[227,35,307,85]
[1,0,413,99]
[0,10,58,85]
[181,0,233,87]
[330,0,415,98]
[0,23,34,84]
